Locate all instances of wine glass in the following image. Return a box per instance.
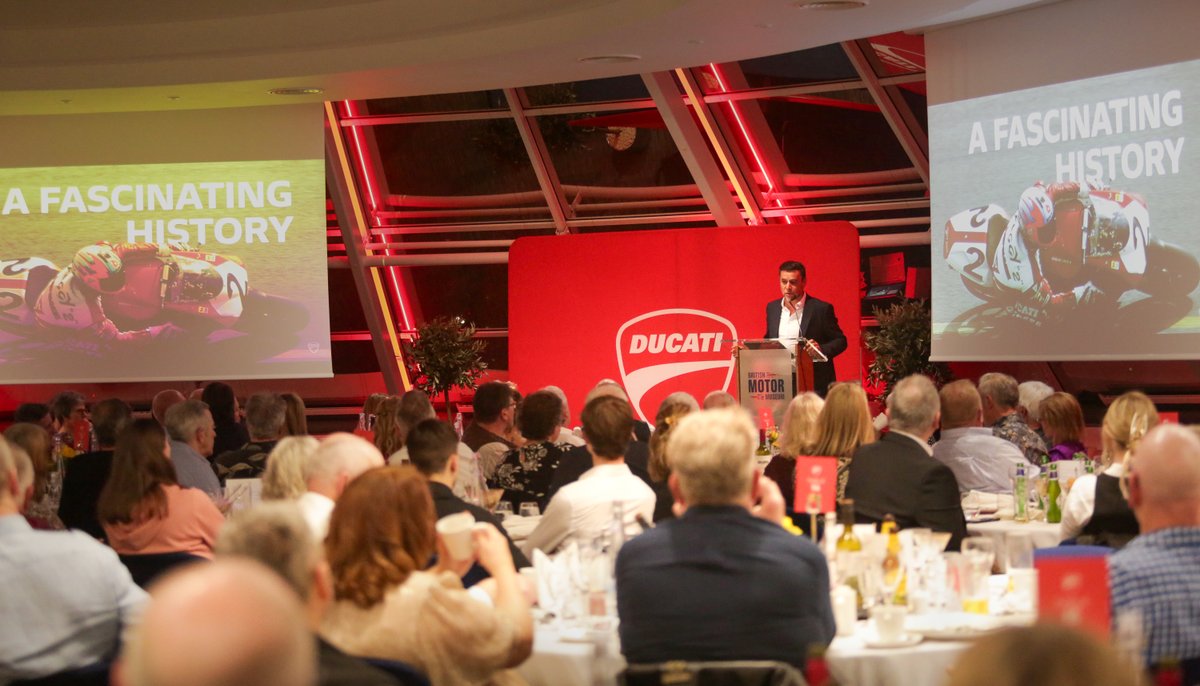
[519,502,541,518]
[494,500,514,520]
[961,537,996,614]
[961,493,981,521]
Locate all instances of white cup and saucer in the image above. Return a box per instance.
[861,604,923,649]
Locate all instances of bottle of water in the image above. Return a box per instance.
[1013,463,1030,523]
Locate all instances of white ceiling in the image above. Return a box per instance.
[0,0,1051,116]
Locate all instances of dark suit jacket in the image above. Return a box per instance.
[546,442,653,502]
[844,432,968,551]
[318,637,402,686]
[616,505,835,668]
[428,481,530,572]
[58,449,114,540]
[765,295,847,397]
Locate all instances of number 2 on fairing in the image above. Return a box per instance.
[962,247,986,281]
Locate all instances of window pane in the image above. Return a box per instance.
[701,44,858,93]
[869,32,925,76]
[407,264,509,330]
[524,76,650,107]
[363,90,508,115]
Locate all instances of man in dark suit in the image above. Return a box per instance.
[615,408,835,669]
[764,260,847,397]
[845,374,968,551]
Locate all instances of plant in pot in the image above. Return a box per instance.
[403,316,488,418]
[864,298,951,401]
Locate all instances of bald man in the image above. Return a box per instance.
[298,433,385,541]
[151,390,186,426]
[1108,424,1200,668]
[115,559,315,686]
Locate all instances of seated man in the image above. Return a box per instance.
[298,433,385,541]
[525,396,656,555]
[164,399,223,502]
[215,503,401,686]
[58,397,133,539]
[461,381,518,453]
[845,374,967,551]
[933,380,1035,494]
[113,558,315,686]
[215,392,286,482]
[546,381,654,500]
[980,372,1047,465]
[1109,424,1200,668]
[0,437,147,682]
[406,418,530,571]
[615,409,834,668]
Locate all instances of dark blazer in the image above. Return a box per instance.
[428,481,530,570]
[317,637,402,686]
[58,449,114,540]
[616,505,835,668]
[844,432,968,551]
[546,442,653,502]
[765,295,847,397]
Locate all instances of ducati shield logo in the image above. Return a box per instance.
[615,309,738,423]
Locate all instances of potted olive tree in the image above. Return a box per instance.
[403,316,488,417]
[864,298,951,401]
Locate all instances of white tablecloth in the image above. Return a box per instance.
[827,633,969,686]
[503,514,542,542]
[517,623,624,686]
[966,520,1061,571]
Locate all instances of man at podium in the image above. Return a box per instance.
[764,260,846,397]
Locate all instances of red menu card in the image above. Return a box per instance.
[1035,553,1111,639]
[792,456,839,514]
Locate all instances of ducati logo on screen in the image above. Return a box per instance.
[615,308,737,423]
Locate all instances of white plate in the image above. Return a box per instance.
[861,632,923,649]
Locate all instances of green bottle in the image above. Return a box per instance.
[1013,463,1029,523]
[1046,462,1063,523]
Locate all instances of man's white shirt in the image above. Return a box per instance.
[522,462,655,556]
[776,294,805,346]
[932,427,1035,494]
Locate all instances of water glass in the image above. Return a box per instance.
[519,502,541,518]
[961,537,996,614]
[494,501,514,520]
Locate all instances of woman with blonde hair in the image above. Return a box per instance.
[810,383,875,499]
[1060,390,1157,547]
[647,397,697,522]
[763,392,825,513]
[280,392,308,436]
[946,624,1139,686]
[321,466,532,686]
[262,435,320,500]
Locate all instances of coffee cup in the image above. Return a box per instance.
[869,604,907,643]
[435,512,476,560]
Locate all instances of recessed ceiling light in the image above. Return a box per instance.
[577,54,641,64]
[267,87,325,96]
[795,0,868,9]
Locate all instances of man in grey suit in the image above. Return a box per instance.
[764,260,847,397]
[845,374,967,551]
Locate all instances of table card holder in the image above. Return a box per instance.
[1034,548,1111,639]
[224,478,262,515]
[794,456,839,540]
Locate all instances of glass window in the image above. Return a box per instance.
[700,44,858,93]
[363,90,508,115]
[406,264,509,330]
[524,76,650,108]
[869,32,925,76]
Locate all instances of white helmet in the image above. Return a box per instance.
[70,243,124,292]
[1018,186,1056,245]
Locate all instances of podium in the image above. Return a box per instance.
[736,338,822,427]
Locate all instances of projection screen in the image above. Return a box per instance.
[0,104,330,382]
[930,58,1200,360]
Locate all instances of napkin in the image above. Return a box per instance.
[962,490,1014,519]
[532,543,585,618]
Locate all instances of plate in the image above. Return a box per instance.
[861,632,923,649]
[966,516,999,524]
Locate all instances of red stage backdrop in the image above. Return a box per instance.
[509,224,861,424]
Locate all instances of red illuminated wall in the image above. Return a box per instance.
[509,224,861,423]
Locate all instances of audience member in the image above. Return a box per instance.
[0,436,147,683]
[981,373,1048,464]
[764,392,825,512]
[353,393,388,443]
[372,395,406,460]
[201,382,249,458]
[214,503,402,686]
[297,433,384,540]
[115,559,314,686]
[13,402,52,430]
[406,418,529,571]
[99,419,225,559]
[490,390,570,509]
[164,399,223,502]
[587,380,652,442]
[388,390,488,507]
[49,390,91,456]
[150,390,186,426]
[933,380,1033,494]
[645,396,696,522]
[616,408,834,668]
[462,381,518,454]
[846,375,967,551]
[1040,392,1087,462]
[542,385,585,447]
[281,392,309,436]
[48,390,87,434]
[4,423,63,530]
[1061,391,1157,547]
[546,384,654,503]
[810,382,876,499]
[525,396,656,555]
[1109,424,1200,668]
[262,436,320,501]
[215,392,286,481]
[321,466,533,685]
[1017,380,1055,444]
[945,624,1140,686]
[58,398,133,538]
[702,390,738,410]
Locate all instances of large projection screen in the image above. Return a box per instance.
[0,105,331,382]
[929,58,1200,361]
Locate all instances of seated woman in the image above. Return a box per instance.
[261,435,320,500]
[489,391,568,510]
[763,392,825,513]
[809,383,876,500]
[1040,392,1087,463]
[98,418,225,559]
[321,466,533,686]
[647,397,698,523]
[1060,391,1157,548]
[4,422,64,530]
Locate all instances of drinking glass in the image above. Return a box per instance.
[961,537,996,614]
[961,493,981,521]
[494,501,514,520]
[878,556,906,606]
[519,502,541,518]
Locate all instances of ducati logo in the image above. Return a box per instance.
[615,308,737,423]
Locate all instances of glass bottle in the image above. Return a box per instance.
[880,514,905,605]
[836,500,863,608]
[755,429,772,460]
[1013,463,1030,523]
[1046,462,1063,523]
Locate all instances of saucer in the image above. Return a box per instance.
[861,632,923,649]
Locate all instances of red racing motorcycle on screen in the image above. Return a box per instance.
[943,182,1200,326]
[0,241,308,352]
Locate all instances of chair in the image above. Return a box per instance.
[118,552,208,588]
[1035,545,1112,559]
[621,660,808,686]
[10,661,111,686]
[361,658,432,686]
